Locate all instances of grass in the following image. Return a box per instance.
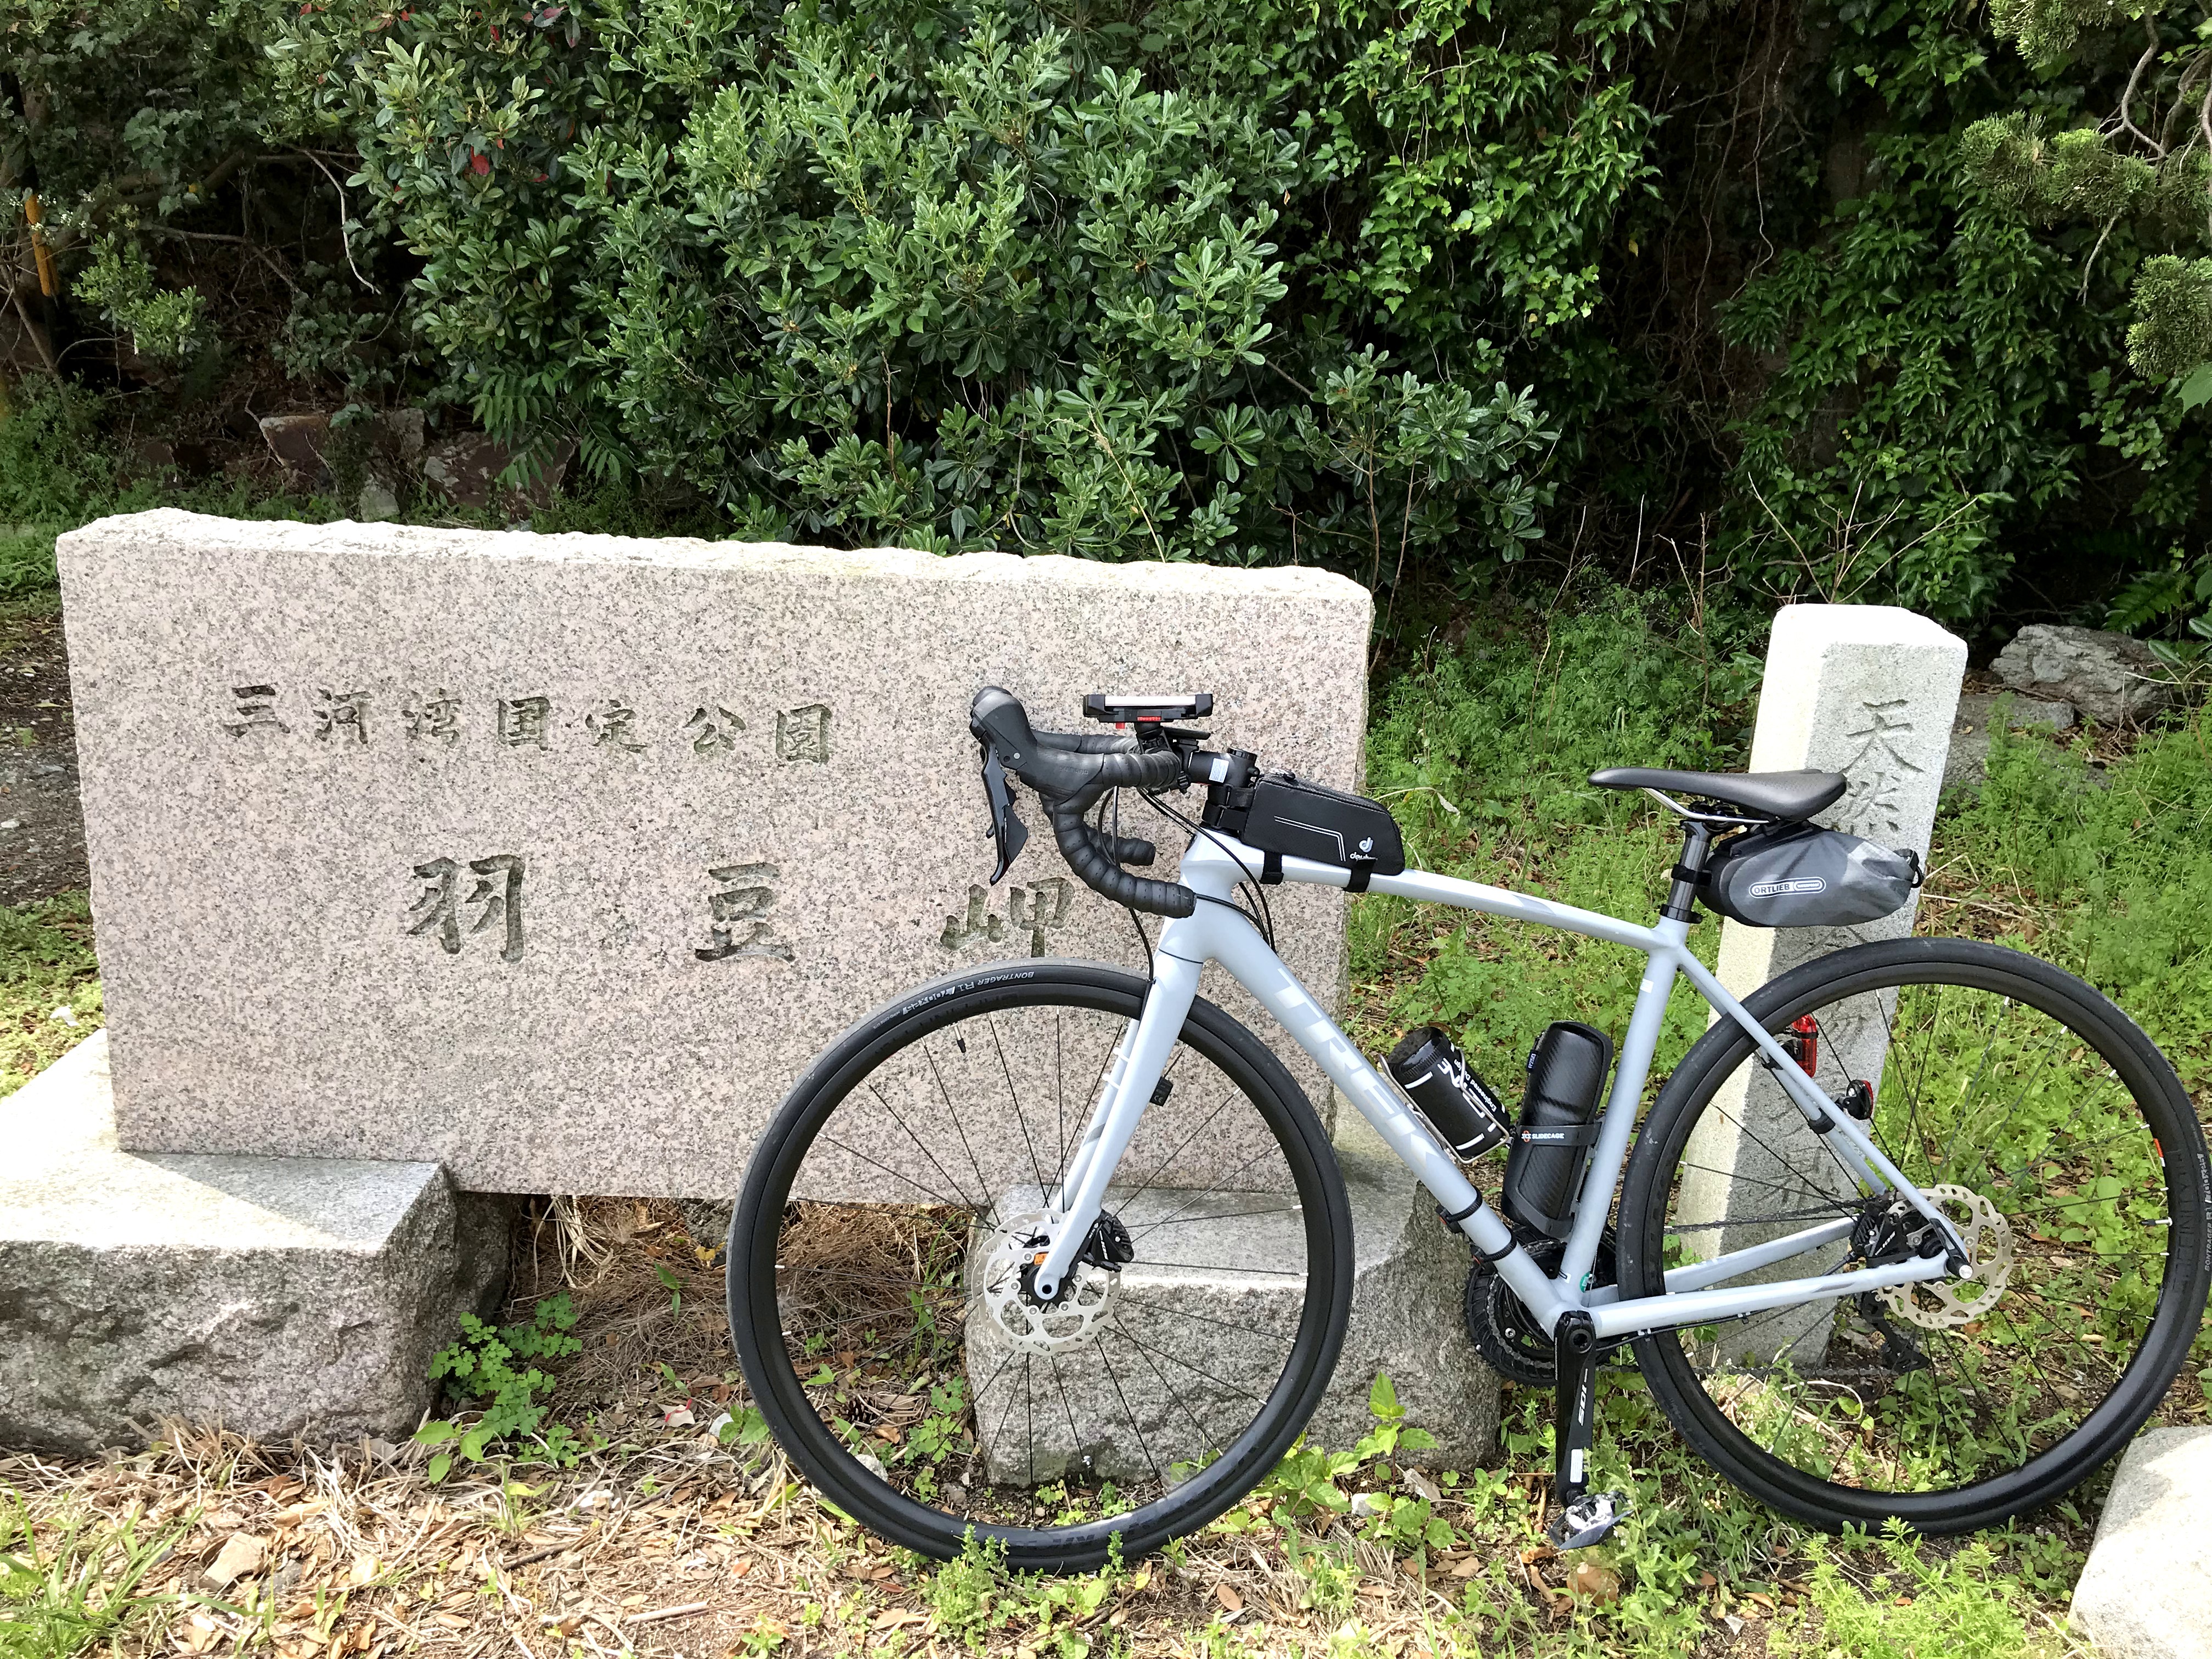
[0,1492,199,1659]
[0,892,102,1095]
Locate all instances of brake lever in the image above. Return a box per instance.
[979,744,1029,883]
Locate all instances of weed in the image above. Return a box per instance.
[921,1531,1127,1655]
[0,1491,193,1659]
[1780,1524,2067,1658]
[0,894,103,1096]
[414,1293,588,1478]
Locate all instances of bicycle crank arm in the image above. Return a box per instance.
[1547,1311,1629,1549]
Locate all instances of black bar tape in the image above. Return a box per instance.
[1261,849,1283,885]
[1437,1194,1485,1226]
[1049,802,1195,918]
[969,687,1199,918]
[1346,861,1373,893]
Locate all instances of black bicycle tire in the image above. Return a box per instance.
[727,957,1355,1570]
[1617,936,2212,1533]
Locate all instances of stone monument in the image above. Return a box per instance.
[1678,604,1967,1354]
[60,514,1363,1194]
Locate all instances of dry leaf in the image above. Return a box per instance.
[870,1610,927,1630]
[1450,1557,1483,1579]
[1214,1583,1243,1613]
[205,1534,267,1587]
[348,1555,380,1587]
[179,1612,222,1654]
[1568,1561,1621,1604]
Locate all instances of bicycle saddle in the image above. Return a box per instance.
[1589,766,1847,820]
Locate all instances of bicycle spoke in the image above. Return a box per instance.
[753,982,1328,1548]
[1652,964,2187,1508]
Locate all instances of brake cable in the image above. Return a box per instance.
[1139,786,1276,949]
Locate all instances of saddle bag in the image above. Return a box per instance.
[1204,771,1406,879]
[1699,820,1922,928]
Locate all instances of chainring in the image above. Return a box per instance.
[1464,1229,1616,1386]
[1877,1184,2013,1330]
[979,1210,1116,1353]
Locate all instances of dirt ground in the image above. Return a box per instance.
[0,599,87,905]
[0,1203,1654,1659]
[1,1199,2107,1659]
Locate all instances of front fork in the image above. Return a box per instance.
[1029,949,1201,1302]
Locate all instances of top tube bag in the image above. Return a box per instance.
[1205,772,1406,880]
[1699,820,1922,927]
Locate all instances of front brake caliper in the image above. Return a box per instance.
[1077,1210,1135,1271]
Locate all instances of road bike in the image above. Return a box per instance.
[727,686,2212,1571]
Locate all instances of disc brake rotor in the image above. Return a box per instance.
[1877,1183,2014,1330]
[979,1210,1115,1352]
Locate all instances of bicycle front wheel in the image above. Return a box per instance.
[727,961,1353,1570]
[1618,937,2211,1533]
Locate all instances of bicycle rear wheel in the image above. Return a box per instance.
[1618,937,2211,1533]
[727,961,1352,1570]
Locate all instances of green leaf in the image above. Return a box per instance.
[426,1452,453,1484]
[2179,363,2212,411]
[414,1419,459,1446]
[1367,1373,1403,1421]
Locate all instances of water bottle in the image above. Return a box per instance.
[1502,1021,1615,1239]
[1386,1025,1510,1161]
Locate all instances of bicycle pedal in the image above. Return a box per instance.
[1547,1489,1632,1550]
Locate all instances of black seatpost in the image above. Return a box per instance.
[1547,1311,1628,1548]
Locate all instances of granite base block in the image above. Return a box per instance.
[0,1034,511,1454]
[966,1111,1499,1483]
[2072,1427,2212,1659]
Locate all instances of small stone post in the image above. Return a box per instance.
[1677,605,1966,1356]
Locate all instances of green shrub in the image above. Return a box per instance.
[262,0,1687,590]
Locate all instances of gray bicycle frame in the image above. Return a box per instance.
[1028,830,1965,1342]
